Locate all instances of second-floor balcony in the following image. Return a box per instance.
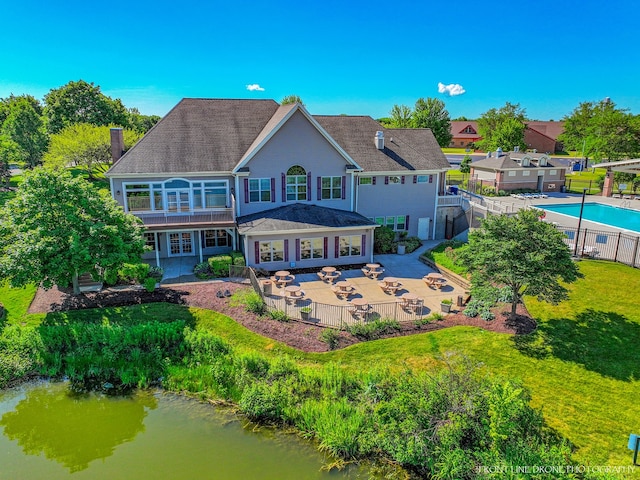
[133,209,235,228]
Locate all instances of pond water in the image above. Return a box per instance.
[0,381,373,479]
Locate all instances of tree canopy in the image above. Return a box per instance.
[411,98,453,147]
[281,95,304,106]
[559,99,640,162]
[389,104,412,128]
[460,209,582,318]
[477,102,527,153]
[43,124,142,179]
[44,80,129,134]
[385,98,453,147]
[0,96,48,168]
[0,168,146,294]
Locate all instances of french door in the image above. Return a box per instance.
[168,232,194,256]
[166,189,190,213]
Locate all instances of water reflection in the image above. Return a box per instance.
[0,382,156,472]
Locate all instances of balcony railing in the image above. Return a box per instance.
[133,209,234,228]
[437,195,463,206]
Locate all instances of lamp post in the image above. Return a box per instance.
[574,188,588,257]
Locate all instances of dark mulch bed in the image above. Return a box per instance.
[27,282,536,353]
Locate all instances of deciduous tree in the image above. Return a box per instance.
[477,102,527,152]
[43,124,141,179]
[559,99,640,162]
[1,97,48,168]
[412,98,453,147]
[0,168,146,294]
[460,209,581,318]
[44,80,129,134]
[0,135,21,187]
[281,95,304,105]
[389,104,413,128]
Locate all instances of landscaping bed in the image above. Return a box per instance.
[28,282,535,352]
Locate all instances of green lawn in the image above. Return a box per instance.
[2,260,639,472]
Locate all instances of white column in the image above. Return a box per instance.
[154,232,160,267]
[432,173,440,240]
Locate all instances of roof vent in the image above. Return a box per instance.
[514,145,520,152]
[375,131,385,150]
[486,152,492,158]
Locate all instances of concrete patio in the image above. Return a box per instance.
[261,244,468,326]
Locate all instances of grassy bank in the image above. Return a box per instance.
[1,260,639,476]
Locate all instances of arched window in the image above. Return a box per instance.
[286,165,307,201]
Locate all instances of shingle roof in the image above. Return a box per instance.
[450,121,480,137]
[237,203,376,234]
[314,116,449,171]
[106,99,449,176]
[107,99,280,175]
[526,121,565,140]
[472,152,560,170]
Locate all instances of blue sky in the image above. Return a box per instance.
[1,0,639,121]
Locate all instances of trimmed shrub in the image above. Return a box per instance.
[148,266,164,281]
[118,263,150,283]
[347,318,401,341]
[143,276,157,292]
[231,251,246,266]
[268,309,289,322]
[374,226,395,254]
[208,254,233,278]
[320,328,340,350]
[193,262,212,279]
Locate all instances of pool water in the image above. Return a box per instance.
[539,202,640,233]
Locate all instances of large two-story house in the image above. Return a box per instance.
[105,99,454,270]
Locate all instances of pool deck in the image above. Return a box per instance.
[487,192,640,234]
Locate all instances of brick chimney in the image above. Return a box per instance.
[110,128,125,163]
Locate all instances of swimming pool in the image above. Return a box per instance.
[539,202,640,233]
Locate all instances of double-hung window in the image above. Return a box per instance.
[321,176,342,199]
[259,240,284,263]
[249,178,271,202]
[339,236,361,257]
[300,238,323,259]
[286,165,307,201]
[204,230,230,247]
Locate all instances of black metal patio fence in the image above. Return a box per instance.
[228,265,427,328]
[555,226,640,267]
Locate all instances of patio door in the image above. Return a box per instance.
[166,190,190,213]
[168,232,194,256]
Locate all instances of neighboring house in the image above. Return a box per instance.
[524,121,565,153]
[105,99,453,270]
[448,120,565,153]
[469,150,566,193]
[449,121,481,148]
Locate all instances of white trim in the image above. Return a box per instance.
[355,169,448,176]
[432,173,440,240]
[122,178,230,214]
[106,171,233,179]
[232,104,361,173]
[350,171,356,212]
[234,175,241,218]
[238,225,376,237]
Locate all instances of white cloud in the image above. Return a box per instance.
[246,84,265,92]
[438,82,466,96]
